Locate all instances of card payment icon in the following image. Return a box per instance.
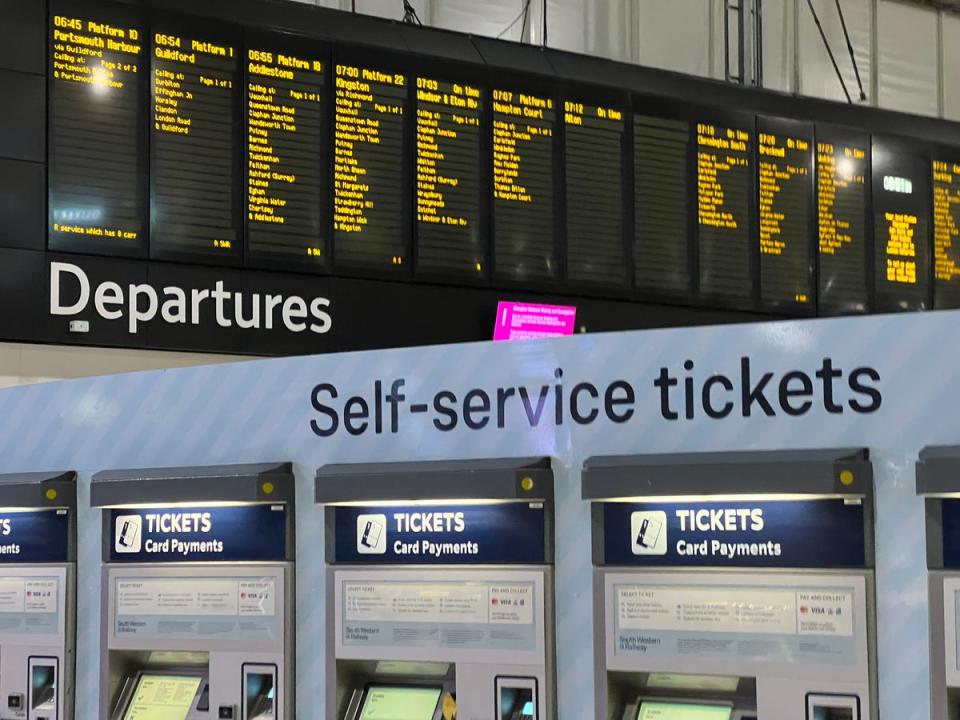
[630,510,667,556]
[356,514,387,554]
[114,514,142,554]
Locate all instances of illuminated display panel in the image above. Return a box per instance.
[360,686,442,720]
[817,128,869,314]
[333,62,407,271]
[493,88,557,281]
[872,141,931,311]
[757,117,814,312]
[696,116,754,307]
[123,674,201,720]
[151,21,240,263]
[48,2,146,256]
[565,99,626,287]
[415,76,484,277]
[933,157,960,308]
[634,112,691,297]
[245,40,326,269]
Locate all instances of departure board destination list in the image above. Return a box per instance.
[246,47,325,266]
[697,120,753,305]
[493,89,556,281]
[334,64,406,270]
[757,125,813,309]
[817,135,868,313]
[50,10,145,255]
[151,26,239,260]
[565,101,625,286]
[416,77,483,276]
[934,160,960,307]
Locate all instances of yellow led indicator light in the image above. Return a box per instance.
[839,470,855,486]
[520,477,534,492]
[45,489,58,501]
[262,481,275,495]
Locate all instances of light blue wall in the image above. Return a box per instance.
[0,312,945,719]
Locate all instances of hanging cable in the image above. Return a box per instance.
[496,0,533,40]
[401,0,422,25]
[834,0,867,101]
[805,0,853,103]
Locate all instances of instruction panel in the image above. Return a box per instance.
[0,577,60,634]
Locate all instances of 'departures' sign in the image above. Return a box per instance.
[603,499,866,568]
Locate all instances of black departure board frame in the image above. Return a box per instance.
[560,79,631,299]
[149,11,243,266]
[243,30,330,274]
[756,115,815,315]
[816,124,872,316]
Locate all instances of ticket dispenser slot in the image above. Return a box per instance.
[582,449,878,720]
[316,457,557,720]
[0,471,76,720]
[91,463,295,720]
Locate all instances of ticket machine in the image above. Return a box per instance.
[316,457,556,720]
[916,445,960,719]
[581,449,878,720]
[90,463,294,720]
[0,471,76,720]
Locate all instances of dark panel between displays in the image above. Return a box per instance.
[872,139,931,312]
[696,113,755,309]
[244,34,327,272]
[564,99,626,289]
[633,109,692,298]
[933,155,960,309]
[492,86,557,283]
[332,60,408,274]
[816,126,870,315]
[415,75,485,279]
[48,1,146,257]
[150,18,241,264]
[757,117,814,314]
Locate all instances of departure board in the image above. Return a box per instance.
[817,131,868,314]
[492,88,556,281]
[873,144,931,311]
[333,63,406,271]
[151,23,239,262]
[634,113,691,296]
[49,6,146,256]
[565,100,625,287]
[415,77,484,277]
[757,119,813,311]
[245,44,325,269]
[697,119,754,306]
[933,159,960,308]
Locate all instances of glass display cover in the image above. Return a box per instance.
[637,702,732,720]
[123,674,201,720]
[360,686,442,720]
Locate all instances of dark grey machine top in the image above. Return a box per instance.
[917,446,960,495]
[582,448,872,499]
[316,457,553,504]
[0,470,76,510]
[90,462,294,507]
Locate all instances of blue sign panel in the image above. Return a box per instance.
[603,499,866,568]
[334,503,546,564]
[109,505,287,563]
[939,500,960,568]
[0,510,70,563]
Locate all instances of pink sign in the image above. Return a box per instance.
[493,302,577,341]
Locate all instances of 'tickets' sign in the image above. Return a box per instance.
[334,503,546,564]
[0,510,70,563]
[109,505,287,562]
[603,499,866,568]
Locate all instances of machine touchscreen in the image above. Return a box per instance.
[359,686,442,720]
[122,674,202,720]
[637,702,733,720]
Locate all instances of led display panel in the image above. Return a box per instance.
[873,140,931,311]
[933,157,960,308]
[493,88,557,282]
[817,128,869,314]
[415,77,484,277]
[565,99,626,287]
[48,2,146,256]
[150,20,240,263]
[333,62,407,271]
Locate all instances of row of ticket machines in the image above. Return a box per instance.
[2,448,960,719]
